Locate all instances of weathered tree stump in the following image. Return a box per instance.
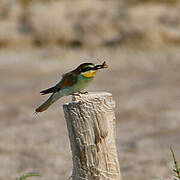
[63,92,121,180]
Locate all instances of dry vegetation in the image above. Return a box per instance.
[0,0,180,47]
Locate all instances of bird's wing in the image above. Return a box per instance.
[57,71,78,89]
[40,86,57,95]
[40,72,77,95]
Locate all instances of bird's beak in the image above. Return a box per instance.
[94,61,108,70]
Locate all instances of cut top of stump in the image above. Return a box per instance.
[63,92,115,113]
[72,92,112,101]
[69,92,115,108]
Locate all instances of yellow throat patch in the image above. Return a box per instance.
[81,70,97,78]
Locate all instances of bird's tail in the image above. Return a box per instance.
[35,92,63,113]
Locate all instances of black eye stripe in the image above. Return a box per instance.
[81,67,93,72]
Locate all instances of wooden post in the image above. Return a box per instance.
[63,92,121,180]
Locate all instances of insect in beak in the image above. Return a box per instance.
[94,61,108,70]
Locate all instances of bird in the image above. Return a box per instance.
[35,61,108,113]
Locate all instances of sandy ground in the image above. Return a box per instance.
[0,46,180,180]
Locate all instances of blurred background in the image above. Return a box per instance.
[1,0,180,180]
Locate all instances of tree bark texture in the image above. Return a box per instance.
[63,92,121,180]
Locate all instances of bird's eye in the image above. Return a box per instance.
[81,67,92,72]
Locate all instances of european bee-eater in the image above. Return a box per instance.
[35,61,108,113]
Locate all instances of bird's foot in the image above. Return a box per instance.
[77,91,88,94]
[71,91,88,97]
[71,93,81,97]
